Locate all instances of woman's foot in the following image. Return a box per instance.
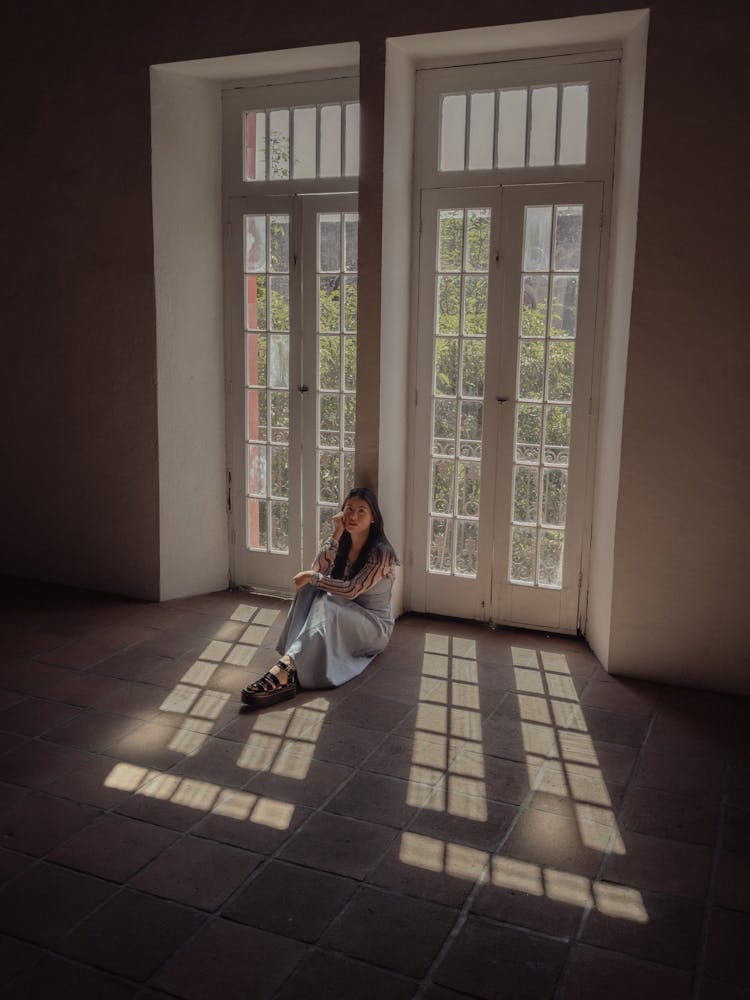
[241,658,297,708]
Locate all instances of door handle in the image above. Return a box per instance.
[298,385,309,393]
[495,396,509,403]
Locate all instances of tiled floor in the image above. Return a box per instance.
[0,579,749,1000]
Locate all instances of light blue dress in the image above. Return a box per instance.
[277,540,395,689]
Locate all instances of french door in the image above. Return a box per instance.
[410,182,603,632]
[227,193,358,591]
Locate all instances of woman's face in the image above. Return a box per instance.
[342,497,374,534]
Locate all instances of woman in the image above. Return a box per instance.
[241,487,398,708]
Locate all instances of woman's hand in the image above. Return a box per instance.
[293,570,315,591]
[332,511,345,540]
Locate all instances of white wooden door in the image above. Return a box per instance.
[411,183,603,632]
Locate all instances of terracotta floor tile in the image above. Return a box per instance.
[604,830,714,899]
[698,978,750,999]
[0,791,100,856]
[724,807,750,856]
[225,859,356,941]
[471,861,585,937]
[582,885,704,970]
[278,812,397,879]
[45,709,144,753]
[408,787,517,852]
[35,639,114,670]
[326,770,431,827]
[114,772,217,833]
[368,832,485,908]
[0,780,30,811]
[60,888,205,981]
[153,918,306,1000]
[0,697,82,736]
[704,907,750,988]
[327,692,414,732]
[3,954,136,1000]
[362,732,454,784]
[634,748,725,799]
[574,705,651,748]
[0,846,32,885]
[479,713,556,763]
[452,750,534,806]
[169,735,261,789]
[581,678,658,717]
[44,671,133,709]
[321,884,456,978]
[95,680,177,722]
[560,943,693,999]
[434,914,568,1000]
[307,720,385,765]
[192,794,312,855]
[90,647,173,681]
[714,851,750,913]
[275,950,416,1000]
[0,932,43,989]
[0,862,115,945]
[130,834,260,910]
[48,812,177,882]
[502,808,610,877]
[104,720,192,771]
[246,758,353,808]
[0,740,94,795]
[0,731,26,755]
[622,785,721,846]
[46,754,146,808]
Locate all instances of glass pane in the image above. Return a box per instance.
[550,276,578,338]
[270,500,289,553]
[268,334,289,389]
[269,276,289,331]
[245,275,267,331]
[320,105,342,177]
[268,216,289,273]
[343,450,355,493]
[319,393,341,443]
[293,107,316,179]
[497,89,527,168]
[318,451,340,504]
[244,216,266,272]
[468,91,495,170]
[559,85,589,166]
[244,112,266,181]
[463,276,488,336]
[246,389,267,442]
[437,276,461,335]
[344,213,358,272]
[554,206,583,271]
[523,206,552,271]
[528,87,557,167]
[247,444,267,496]
[513,466,539,523]
[246,333,267,387]
[319,505,334,549]
[516,403,542,463]
[344,395,356,449]
[542,469,568,527]
[269,391,289,444]
[438,210,464,271]
[431,459,454,514]
[433,399,457,455]
[539,529,564,587]
[430,518,453,573]
[319,214,341,271]
[247,499,267,550]
[544,405,571,466]
[319,336,341,390]
[434,338,459,396]
[344,276,358,332]
[521,275,549,337]
[461,340,485,398]
[518,340,545,401]
[343,336,357,391]
[511,526,536,584]
[269,109,290,179]
[344,103,360,176]
[319,276,341,332]
[547,341,575,403]
[465,209,491,271]
[439,94,466,171]
[459,401,482,457]
[455,520,478,577]
[270,446,288,497]
[457,461,481,517]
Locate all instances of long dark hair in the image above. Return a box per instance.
[331,487,399,579]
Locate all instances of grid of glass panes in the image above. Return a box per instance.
[429,208,491,578]
[316,213,358,547]
[510,204,583,588]
[439,84,589,173]
[244,103,360,182]
[244,214,291,553]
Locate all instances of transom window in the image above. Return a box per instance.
[244,102,360,181]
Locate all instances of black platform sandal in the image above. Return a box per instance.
[241,666,297,708]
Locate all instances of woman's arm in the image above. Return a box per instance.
[311,550,394,600]
[312,536,339,575]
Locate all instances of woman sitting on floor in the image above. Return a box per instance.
[241,487,399,708]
